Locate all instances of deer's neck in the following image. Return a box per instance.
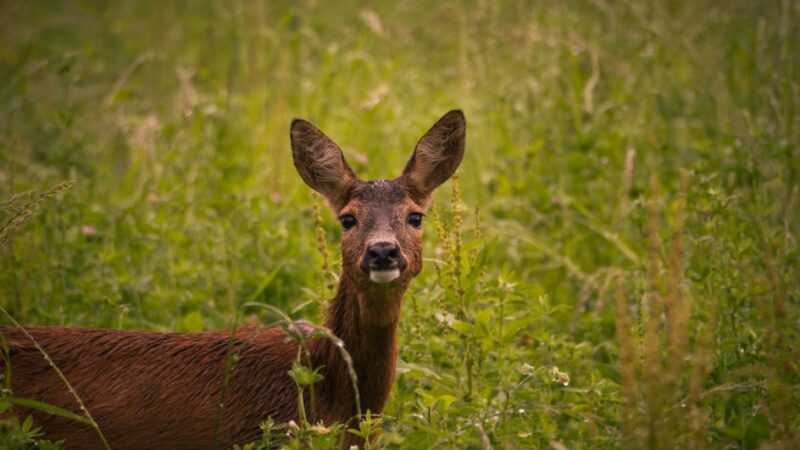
[311,274,407,421]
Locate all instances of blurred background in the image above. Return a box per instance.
[1,1,798,448]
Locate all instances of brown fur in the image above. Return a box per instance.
[1,110,466,449]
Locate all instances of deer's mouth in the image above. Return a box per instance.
[369,268,401,283]
[361,240,407,283]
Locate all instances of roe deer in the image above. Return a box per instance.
[1,110,466,449]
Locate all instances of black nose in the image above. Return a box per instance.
[367,241,399,270]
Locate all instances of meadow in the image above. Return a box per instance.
[1,0,798,448]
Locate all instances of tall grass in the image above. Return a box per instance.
[1,0,798,448]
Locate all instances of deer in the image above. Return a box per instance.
[1,110,466,449]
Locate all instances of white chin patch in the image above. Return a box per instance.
[370,269,400,283]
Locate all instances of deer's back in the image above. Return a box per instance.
[2,325,298,449]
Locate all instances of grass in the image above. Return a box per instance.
[1,0,798,448]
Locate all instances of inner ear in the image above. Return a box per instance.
[400,110,466,197]
[290,119,360,209]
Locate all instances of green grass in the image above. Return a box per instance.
[1,0,798,448]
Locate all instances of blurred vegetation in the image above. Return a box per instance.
[1,0,798,448]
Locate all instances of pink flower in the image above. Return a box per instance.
[80,225,97,236]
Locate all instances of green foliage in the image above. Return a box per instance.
[0,355,64,449]
[1,0,798,448]
[0,412,62,450]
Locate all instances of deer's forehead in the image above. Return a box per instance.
[351,180,407,203]
[344,180,417,212]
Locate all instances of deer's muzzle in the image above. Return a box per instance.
[362,240,406,283]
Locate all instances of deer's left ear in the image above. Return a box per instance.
[400,110,466,198]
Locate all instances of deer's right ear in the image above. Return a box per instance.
[291,119,359,209]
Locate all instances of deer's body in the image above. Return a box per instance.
[5,326,295,449]
[3,277,399,449]
[2,110,466,449]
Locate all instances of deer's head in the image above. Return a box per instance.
[290,110,465,290]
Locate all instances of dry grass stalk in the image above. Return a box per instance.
[0,180,74,243]
[614,276,637,448]
[663,171,690,438]
[312,192,335,304]
[643,173,664,448]
[618,172,712,448]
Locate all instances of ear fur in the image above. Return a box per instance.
[290,119,359,210]
[400,110,466,199]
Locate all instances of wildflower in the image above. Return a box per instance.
[287,320,316,338]
[310,424,331,434]
[80,225,97,236]
[434,311,456,325]
[520,363,536,376]
[549,366,570,386]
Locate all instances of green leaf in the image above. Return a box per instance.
[287,361,323,386]
[743,413,770,450]
[396,361,441,380]
[476,308,493,329]
[437,394,457,409]
[449,321,474,335]
[414,389,437,408]
[595,363,621,385]
[7,396,93,426]
[466,236,497,283]
[22,414,33,432]
[179,311,204,332]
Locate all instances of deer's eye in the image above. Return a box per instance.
[407,212,423,228]
[339,214,357,231]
